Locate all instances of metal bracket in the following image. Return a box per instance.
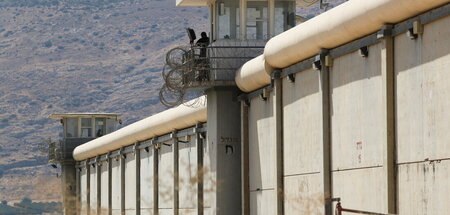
[170,131,177,139]
[272,69,282,79]
[120,147,126,159]
[377,24,393,39]
[359,46,369,58]
[407,20,423,39]
[260,88,270,101]
[313,54,322,70]
[133,142,139,155]
[95,156,101,167]
[288,73,295,83]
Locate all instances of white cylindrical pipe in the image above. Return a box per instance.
[73,96,207,161]
[235,55,273,93]
[235,0,450,92]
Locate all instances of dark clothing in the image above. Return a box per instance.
[196,37,210,57]
[195,36,210,81]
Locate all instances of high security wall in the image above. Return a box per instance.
[241,5,450,215]
[76,124,208,215]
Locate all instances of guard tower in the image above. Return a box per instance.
[49,113,121,215]
[159,0,298,214]
[160,0,299,106]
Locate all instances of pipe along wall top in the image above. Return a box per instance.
[235,0,450,92]
[72,96,207,161]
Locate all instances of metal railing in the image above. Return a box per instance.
[332,198,397,215]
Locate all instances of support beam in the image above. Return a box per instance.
[135,143,141,215]
[379,24,397,214]
[76,164,81,215]
[319,49,332,215]
[96,158,101,215]
[86,163,91,215]
[108,154,112,215]
[153,140,159,215]
[120,150,126,215]
[206,87,242,215]
[272,71,284,215]
[196,124,204,215]
[173,132,180,215]
[241,102,250,215]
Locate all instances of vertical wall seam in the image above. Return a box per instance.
[96,159,101,215]
[120,150,126,215]
[86,163,91,215]
[320,50,332,215]
[135,143,141,215]
[273,72,284,215]
[153,143,159,215]
[380,24,397,214]
[76,163,81,215]
[196,124,204,215]
[173,133,180,215]
[241,102,250,215]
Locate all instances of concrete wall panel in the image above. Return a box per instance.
[125,155,136,211]
[80,167,87,214]
[330,43,385,170]
[284,174,323,215]
[397,160,450,215]
[249,190,276,215]
[100,163,109,213]
[179,135,197,209]
[111,158,121,211]
[179,209,196,215]
[140,208,153,215]
[159,209,174,215]
[89,165,97,212]
[395,16,450,163]
[332,167,387,213]
[140,148,154,210]
[203,136,213,209]
[158,143,174,211]
[248,93,276,191]
[282,69,322,175]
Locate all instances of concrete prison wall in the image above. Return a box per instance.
[76,125,209,215]
[240,3,450,215]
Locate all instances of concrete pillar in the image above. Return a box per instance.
[319,50,332,215]
[206,87,242,215]
[153,140,159,215]
[196,124,204,215]
[173,132,180,215]
[96,159,101,215]
[240,102,249,215]
[135,143,141,215]
[107,153,112,215]
[120,150,126,215]
[379,24,397,214]
[61,161,78,215]
[272,72,284,215]
[86,163,91,215]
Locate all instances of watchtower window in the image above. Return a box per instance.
[66,118,78,138]
[217,0,240,39]
[246,0,268,40]
[95,118,106,137]
[274,0,295,35]
[81,118,92,138]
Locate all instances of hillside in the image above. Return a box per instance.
[0,0,208,202]
[0,0,345,203]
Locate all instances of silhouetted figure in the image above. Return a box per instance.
[96,129,103,137]
[195,32,210,81]
[196,32,210,57]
